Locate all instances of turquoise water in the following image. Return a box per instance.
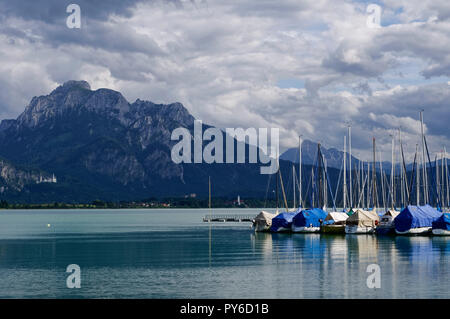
[0,208,448,298]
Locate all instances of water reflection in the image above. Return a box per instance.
[250,232,449,299]
[0,208,448,298]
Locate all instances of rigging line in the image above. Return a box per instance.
[408,151,417,203]
[400,138,410,202]
[334,159,344,206]
[263,172,272,209]
[424,135,441,208]
[356,173,369,208]
[324,157,337,210]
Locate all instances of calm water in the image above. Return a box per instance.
[0,208,448,298]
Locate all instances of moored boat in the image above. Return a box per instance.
[432,213,450,236]
[321,212,349,234]
[376,209,400,235]
[270,212,297,232]
[345,209,379,234]
[394,205,442,235]
[253,211,278,232]
[291,208,328,233]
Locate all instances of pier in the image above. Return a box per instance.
[203,214,255,222]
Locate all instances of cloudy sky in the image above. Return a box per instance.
[0,0,449,162]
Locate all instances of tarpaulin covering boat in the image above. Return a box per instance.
[345,209,379,234]
[394,205,442,235]
[432,213,450,236]
[324,212,349,225]
[270,212,298,232]
[347,208,358,216]
[321,212,349,234]
[253,211,277,232]
[292,208,328,232]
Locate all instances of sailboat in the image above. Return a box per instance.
[432,212,450,235]
[270,156,295,232]
[376,209,400,235]
[292,143,330,232]
[322,136,350,234]
[395,204,442,235]
[377,136,400,235]
[322,212,349,234]
[253,211,277,232]
[345,138,380,234]
[395,112,443,235]
[292,208,328,233]
[253,172,278,232]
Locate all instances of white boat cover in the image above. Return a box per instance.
[254,211,277,227]
[383,209,400,218]
[325,212,349,223]
[346,209,379,227]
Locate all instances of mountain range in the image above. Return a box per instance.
[0,81,289,202]
[0,81,444,204]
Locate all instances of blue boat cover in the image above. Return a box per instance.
[270,211,298,232]
[292,208,328,228]
[394,205,442,232]
[432,213,450,231]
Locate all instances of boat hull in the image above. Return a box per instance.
[395,227,432,235]
[291,226,320,233]
[270,227,291,233]
[376,225,395,235]
[345,225,375,234]
[254,224,271,232]
[432,229,450,236]
[321,225,345,234]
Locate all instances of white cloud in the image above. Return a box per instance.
[0,0,448,162]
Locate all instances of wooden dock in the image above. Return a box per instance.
[203,214,255,222]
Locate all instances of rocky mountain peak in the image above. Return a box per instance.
[56,80,91,92]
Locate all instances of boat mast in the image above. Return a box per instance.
[420,110,429,204]
[367,162,371,209]
[279,168,290,213]
[299,135,302,208]
[379,151,386,211]
[435,155,439,208]
[292,165,296,209]
[361,161,365,209]
[390,134,395,210]
[372,137,378,210]
[343,135,347,211]
[348,125,353,208]
[415,144,420,206]
[318,143,323,209]
[359,157,362,208]
[324,157,328,210]
[441,150,445,209]
[276,164,279,210]
[277,154,290,212]
[399,128,410,206]
[445,147,449,211]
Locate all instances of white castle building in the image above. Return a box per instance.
[37,173,57,184]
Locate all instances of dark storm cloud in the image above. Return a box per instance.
[0,0,448,160]
[0,0,143,23]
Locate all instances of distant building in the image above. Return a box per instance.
[233,195,243,206]
[37,173,57,184]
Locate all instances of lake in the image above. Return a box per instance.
[0,208,448,298]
